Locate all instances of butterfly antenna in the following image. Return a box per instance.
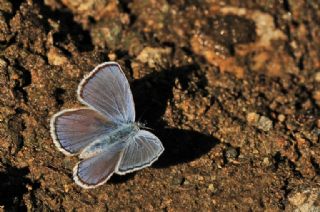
[137,108,155,131]
[141,125,154,131]
[137,106,149,123]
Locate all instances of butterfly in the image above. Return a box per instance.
[50,62,164,189]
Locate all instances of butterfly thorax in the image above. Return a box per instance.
[79,123,139,159]
[109,123,140,141]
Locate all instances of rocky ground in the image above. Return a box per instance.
[0,0,320,211]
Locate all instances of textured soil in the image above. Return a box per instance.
[1,0,320,211]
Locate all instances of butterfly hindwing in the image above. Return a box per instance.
[117,130,164,174]
[73,142,125,189]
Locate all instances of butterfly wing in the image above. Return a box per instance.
[73,142,124,189]
[117,130,164,174]
[50,108,116,155]
[77,62,135,124]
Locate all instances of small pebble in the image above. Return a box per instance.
[256,116,273,132]
[47,47,68,66]
[208,184,215,192]
[247,112,260,124]
[247,112,273,131]
[252,149,259,154]
[263,157,270,165]
[108,52,117,61]
[314,72,320,82]
[288,192,307,206]
[0,58,7,69]
[197,175,204,181]
[313,91,320,104]
[225,147,239,160]
[182,178,190,185]
[278,114,286,122]
[136,46,172,68]
[172,177,182,185]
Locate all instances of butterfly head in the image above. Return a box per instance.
[136,122,153,131]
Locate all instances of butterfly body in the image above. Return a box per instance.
[50,62,164,189]
[79,123,139,159]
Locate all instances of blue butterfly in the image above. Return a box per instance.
[50,62,164,188]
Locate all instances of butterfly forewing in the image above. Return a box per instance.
[50,108,117,155]
[117,130,164,174]
[77,62,135,124]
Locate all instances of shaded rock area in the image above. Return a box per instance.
[0,0,319,211]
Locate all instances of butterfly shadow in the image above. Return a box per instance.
[110,64,219,184]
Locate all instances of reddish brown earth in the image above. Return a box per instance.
[0,0,320,211]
